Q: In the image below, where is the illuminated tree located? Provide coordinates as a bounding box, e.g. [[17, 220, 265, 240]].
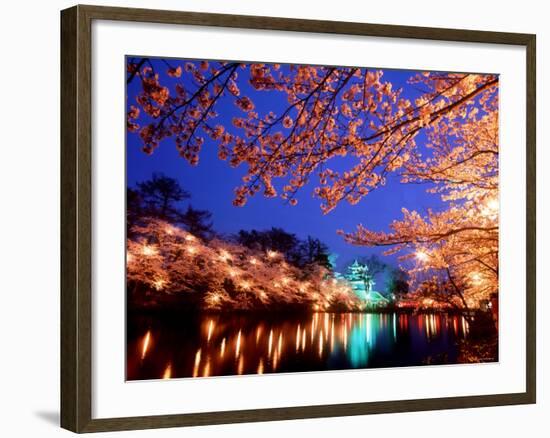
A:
[[341, 110, 499, 308], [127, 218, 360, 311]]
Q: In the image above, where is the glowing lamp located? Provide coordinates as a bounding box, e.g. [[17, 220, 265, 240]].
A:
[[471, 273, 482, 284], [141, 245, 156, 256], [415, 250, 429, 262], [153, 279, 165, 290], [487, 198, 499, 211], [219, 250, 231, 261]]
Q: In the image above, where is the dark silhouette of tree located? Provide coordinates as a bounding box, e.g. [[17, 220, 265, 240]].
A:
[[128, 173, 216, 241], [386, 267, 409, 296], [235, 228, 330, 270], [236, 228, 300, 262], [357, 255, 386, 277], [299, 236, 332, 270], [179, 205, 214, 241], [137, 172, 190, 222], [127, 187, 143, 232]]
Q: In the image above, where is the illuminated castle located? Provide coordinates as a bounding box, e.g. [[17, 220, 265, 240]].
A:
[[339, 260, 388, 306]]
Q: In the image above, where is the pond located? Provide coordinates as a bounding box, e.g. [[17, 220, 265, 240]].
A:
[[127, 312, 474, 380]]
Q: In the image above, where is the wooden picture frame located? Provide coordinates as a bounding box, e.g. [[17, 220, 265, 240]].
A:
[[61, 4, 536, 433]]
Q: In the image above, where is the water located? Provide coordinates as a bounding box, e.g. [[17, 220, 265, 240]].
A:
[[127, 312, 471, 380]]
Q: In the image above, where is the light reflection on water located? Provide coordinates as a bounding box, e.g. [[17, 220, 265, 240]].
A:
[[127, 312, 470, 380]]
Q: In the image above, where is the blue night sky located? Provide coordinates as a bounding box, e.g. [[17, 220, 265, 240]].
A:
[[127, 60, 447, 273]]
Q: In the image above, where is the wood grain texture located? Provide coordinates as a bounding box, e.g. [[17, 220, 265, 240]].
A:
[[60, 5, 78, 432], [60, 4, 536, 433], [525, 34, 536, 404]]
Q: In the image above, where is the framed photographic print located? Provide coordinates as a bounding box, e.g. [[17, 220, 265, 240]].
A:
[[60, 4, 536, 433]]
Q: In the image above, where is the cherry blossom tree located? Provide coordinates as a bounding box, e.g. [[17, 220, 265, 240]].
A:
[[127, 218, 361, 311], [127, 58, 499, 308], [340, 109, 498, 308]]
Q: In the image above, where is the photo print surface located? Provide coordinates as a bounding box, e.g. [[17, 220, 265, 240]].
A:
[[125, 58, 499, 380]]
